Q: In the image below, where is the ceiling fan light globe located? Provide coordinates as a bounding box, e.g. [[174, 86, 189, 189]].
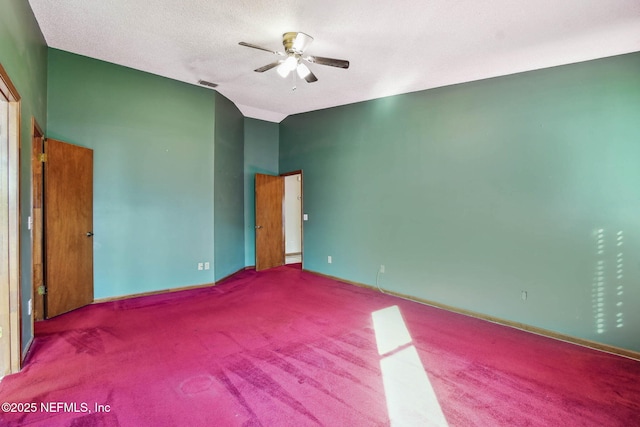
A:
[[277, 56, 298, 78], [284, 56, 298, 70], [277, 63, 291, 78], [296, 63, 311, 79]]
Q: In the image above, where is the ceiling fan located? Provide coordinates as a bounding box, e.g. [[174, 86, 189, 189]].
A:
[[239, 32, 349, 83]]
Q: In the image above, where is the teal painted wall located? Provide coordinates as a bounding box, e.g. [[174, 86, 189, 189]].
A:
[[244, 118, 279, 266], [280, 52, 640, 352], [0, 0, 48, 355], [47, 49, 216, 299], [213, 94, 245, 279]]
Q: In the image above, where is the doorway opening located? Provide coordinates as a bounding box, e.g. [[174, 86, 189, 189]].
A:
[[31, 121, 44, 321], [284, 173, 302, 266]]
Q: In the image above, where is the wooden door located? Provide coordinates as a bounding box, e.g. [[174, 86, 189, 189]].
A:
[[255, 173, 284, 271], [44, 139, 94, 318]]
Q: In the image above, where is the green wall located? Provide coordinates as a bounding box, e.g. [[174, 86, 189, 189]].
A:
[[244, 118, 279, 266], [280, 52, 640, 352], [0, 0, 48, 355], [47, 49, 217, 299], [213, 94, 245, 280]]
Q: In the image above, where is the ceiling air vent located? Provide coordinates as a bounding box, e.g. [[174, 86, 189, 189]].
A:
[[198, 80, 218, 88]]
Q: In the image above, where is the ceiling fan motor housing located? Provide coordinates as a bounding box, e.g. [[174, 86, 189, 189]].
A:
[[283, 32, 313, 54]]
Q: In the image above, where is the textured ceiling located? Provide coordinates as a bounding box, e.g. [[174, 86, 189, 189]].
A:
[[29, 0, 640, 122]]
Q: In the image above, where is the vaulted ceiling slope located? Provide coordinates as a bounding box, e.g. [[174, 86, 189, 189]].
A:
[[29, 0, 640, 122]]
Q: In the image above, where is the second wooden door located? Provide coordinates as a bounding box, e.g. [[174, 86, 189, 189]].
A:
[[255, 173, 284, 271], [44, 138, 94, 318]]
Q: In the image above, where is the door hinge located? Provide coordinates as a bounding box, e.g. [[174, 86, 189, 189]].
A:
[[39, 153, 47, 162], [37, 285, 47, 295]]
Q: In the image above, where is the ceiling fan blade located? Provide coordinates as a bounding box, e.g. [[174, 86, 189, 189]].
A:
[[254, 61, 282, 73], [239, 42, 285, 56], [304, 69, 318, 83], [304, 55, 349, 69]]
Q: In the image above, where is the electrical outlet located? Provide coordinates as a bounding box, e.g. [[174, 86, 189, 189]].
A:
[[198, 263, 204, 271], [521, 291, 527, 301], [328, 256, 332, 264], [204, 262, 210, 270], [379, 265, 385, 273]]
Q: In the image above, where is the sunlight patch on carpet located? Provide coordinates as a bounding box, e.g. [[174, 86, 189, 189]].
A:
[[373, 305, 449, 426], [372, 305, 412, 355]]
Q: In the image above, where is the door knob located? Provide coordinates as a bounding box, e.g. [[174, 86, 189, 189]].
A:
[[86, 232, 94, 237], [255, 225, 263, 229]]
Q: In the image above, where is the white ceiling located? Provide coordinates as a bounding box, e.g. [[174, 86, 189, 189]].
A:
[[29, 0, 640, 123]]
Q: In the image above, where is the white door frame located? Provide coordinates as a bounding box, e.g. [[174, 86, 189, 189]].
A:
[[1, 63, 22, 376]]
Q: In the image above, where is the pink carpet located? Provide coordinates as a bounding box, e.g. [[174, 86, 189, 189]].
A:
[[1, 264, 639, 426]]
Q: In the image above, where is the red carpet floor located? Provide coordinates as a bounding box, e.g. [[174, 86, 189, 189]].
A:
[[1, 264, 639, 426]]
